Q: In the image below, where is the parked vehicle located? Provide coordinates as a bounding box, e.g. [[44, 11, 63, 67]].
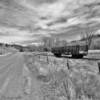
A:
[[51, 43, 88, 58]]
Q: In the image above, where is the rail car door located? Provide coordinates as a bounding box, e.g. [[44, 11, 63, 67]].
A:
[[63, 46, 70, 55], [71, 45, 79, 55]]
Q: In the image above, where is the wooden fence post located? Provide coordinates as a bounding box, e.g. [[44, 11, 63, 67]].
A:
[[67, 59, 70, 70], [47, 55, 49, 64], [98, 62, 100, 74]]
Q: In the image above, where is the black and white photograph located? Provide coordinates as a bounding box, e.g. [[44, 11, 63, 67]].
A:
[[0, 0, 100, 100]]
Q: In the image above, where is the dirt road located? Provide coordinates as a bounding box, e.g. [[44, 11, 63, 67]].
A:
[[0, 52, 25, 97]]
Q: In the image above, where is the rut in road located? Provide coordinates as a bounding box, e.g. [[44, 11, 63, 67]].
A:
[[0, 52, 25, 96]]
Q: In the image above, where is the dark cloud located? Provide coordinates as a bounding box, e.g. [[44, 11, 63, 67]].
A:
[[47, 17, 67, 26], [0, 0, 15, 7], [0, 0, 37, 30], [28, 0, 58, 5], [51, 22, 100, 41]]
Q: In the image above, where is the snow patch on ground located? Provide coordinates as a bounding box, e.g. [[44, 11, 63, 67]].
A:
[[88, 50, 100, 53]]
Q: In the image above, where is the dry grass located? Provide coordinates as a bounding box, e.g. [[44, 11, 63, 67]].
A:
[[23, 53, 100, 100]]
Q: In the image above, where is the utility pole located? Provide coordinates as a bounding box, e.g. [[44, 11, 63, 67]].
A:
[[98, 62, 100, 74]]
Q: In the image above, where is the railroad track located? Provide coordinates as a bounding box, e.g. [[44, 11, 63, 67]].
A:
[[30, 52, 100, 61], [62, 55, 100, 61]]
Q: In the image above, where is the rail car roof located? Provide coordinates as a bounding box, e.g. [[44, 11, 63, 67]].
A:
[[68, 41, 87, 46], [53, 41, 87, 48]]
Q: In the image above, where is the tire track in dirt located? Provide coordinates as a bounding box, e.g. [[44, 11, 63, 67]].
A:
[[0, 52, 25, 97], [0, 52, 45, 100]]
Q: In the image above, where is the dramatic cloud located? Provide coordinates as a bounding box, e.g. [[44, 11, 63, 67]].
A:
[[27, 0, 58, 5], [0, 0, 100, 44]]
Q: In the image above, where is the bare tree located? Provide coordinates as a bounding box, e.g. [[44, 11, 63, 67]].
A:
[[85, 32, 94, 48], [42, 37, 55, 51], [42, 37, 67, 51], [60, 40, 67, 46], [53, 38, 67, 47], [53, 37, 61, 46], [81, 31, 94, 49]]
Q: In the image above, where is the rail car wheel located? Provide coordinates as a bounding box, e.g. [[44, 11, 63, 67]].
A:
[[72, 55, 77, 58], [72, 54, 83, 58], [78, 54, 84, 58], [54, 53, 62, 57]]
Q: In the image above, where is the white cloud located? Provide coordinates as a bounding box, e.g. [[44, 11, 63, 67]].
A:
[[0, 0, 100, 44], [0, 36, 29, 43], [0, 27, 29, 36], [45, 17, 86, 30], [0, 26, 51, 44], [17, 0, 37, 11], [95, 30, 100, 35], [0, 26, 34, 44], [37, 2, 65, 17]]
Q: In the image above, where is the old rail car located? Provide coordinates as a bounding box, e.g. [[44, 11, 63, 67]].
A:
[[51, 44, 89, 58]]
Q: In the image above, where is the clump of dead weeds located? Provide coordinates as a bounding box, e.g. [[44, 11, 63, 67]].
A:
[[24, 54, 100, 100]]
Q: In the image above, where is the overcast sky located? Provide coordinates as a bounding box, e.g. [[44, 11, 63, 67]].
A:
[[0, 0, 100, 44]]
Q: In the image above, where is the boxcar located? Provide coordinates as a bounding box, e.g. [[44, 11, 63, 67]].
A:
[[51, 44, 88, 58]]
